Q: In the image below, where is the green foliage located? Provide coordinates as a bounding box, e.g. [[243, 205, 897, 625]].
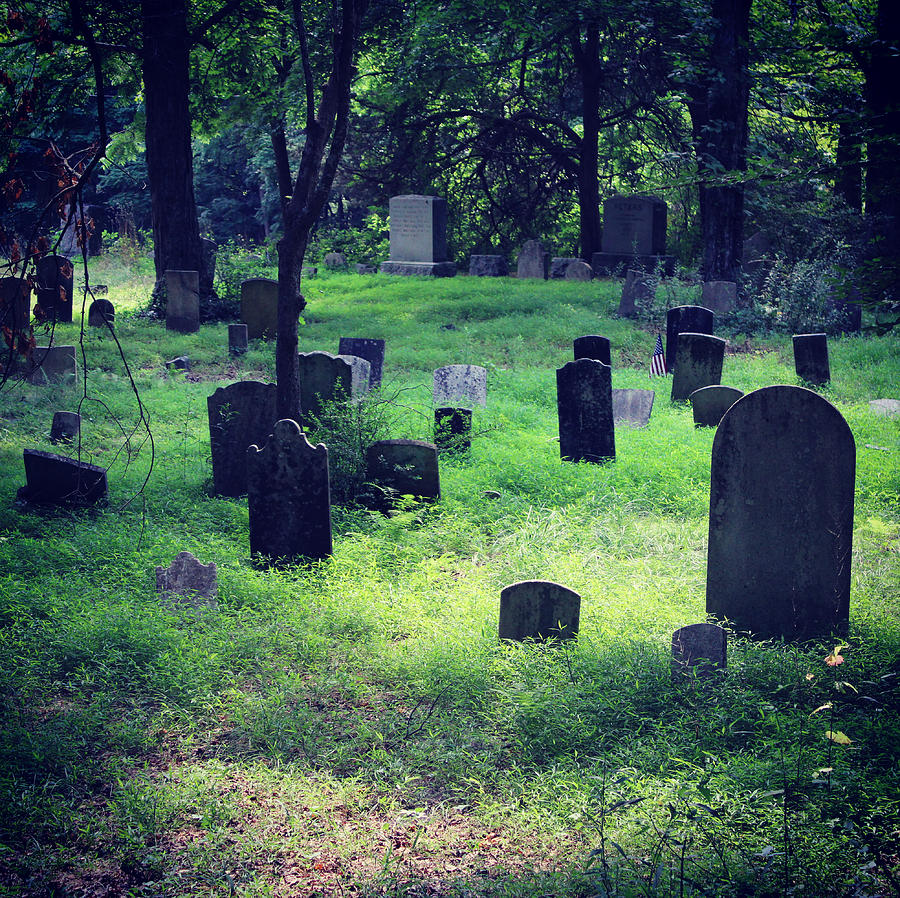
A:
[[213, 239, 276, 304]]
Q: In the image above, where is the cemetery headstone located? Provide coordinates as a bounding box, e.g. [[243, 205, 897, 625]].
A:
[[87, 298, 114, 327], [228, 323, 249, 355], [156, 551, 218, 608], [379, 195, 457, 277], [35, 254, 74, 322], [670, 333, 726, 402], [556, 358, 615, 463], [549, 257, 580, 279], [498, 580, 580, 641], [433, 365, 487, 409], [573, 335, 612, 366], [0, 276, 31, 332], [516, 239, 549, 279], [240, 278, 279, 339], [612, 389, 655, 428], [299, 351, 371, 421], [338, 337, 386, 388], [324, 251, 347, 270], [869, 398, 900, 418], [618, 269, 656, 317], [18, 448, 107, 505], [701, 280, 738, 314], [355, 263, 377, 274], [166, 356, 191, 372], [793, 333, 830, 384], [592, 195, 674, 275], [469, 255, 508, 277], [165, 269, 200, 333], [689, 385, 744, 427], [565, 260, 593, 281], [365, 439, 440, 509], [27, 345, 77, 385], [50, 411, 80, 444], [706, 385, 855, 640], [434, 407, 472, 453], [247, 418, 332, 563], [665, 305, 715, 374], [671, 623, 727, 680], [207, 380, 278, 497]]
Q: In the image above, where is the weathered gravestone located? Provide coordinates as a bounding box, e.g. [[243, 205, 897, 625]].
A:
[[671, 333, 726, 402], [671, 623, 727, 680], [516, 239, 549, 279], [434, 407, 472, 453], [324, 251, 347, 270], [365, 439, 440, 509], [338, 337, 386, 388], [156, 551, 218, 608], [666, 305, 715, 374], [793, 333, 830, 384], [498, 580, 580, 641], [557, 359, 615, 463], [240, 278, 279, 339], [27, 345, 77, 385], [0, 276, 31, 332], [869, 398, 900, 418], [706, 386, 855, 640], [88, 298, 114, 327], [247, 419, 332, 563], [18, 449, 107, 505], [50, 411, 80, 444], [35, 254, 74, 322], [165, 270, 200, 333], [689, 385, 744, 427], [228, 323, 248, 355], [612, 389, 655, 428], [565, 260, 593, 281], [618, 269, 657, 318], [592, 195, 674, 275], [433, 364, 487, 408], [701, 281, 738, 314], [379, 195, 457, 277], [298, 351, 371, 421], [207, 380, 278, 497], [574, 335, 612, 366], [469, 255, 508, 277], [549, 257, 580, 279]]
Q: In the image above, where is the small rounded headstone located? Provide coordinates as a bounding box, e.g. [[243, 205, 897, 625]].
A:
[[50, 410, 80, 444], [564, 260, 593, 281], [869, 398, 900, 418], [690, 385, 744, 427], [324, 252, 347, 270], [88, 298, 115, 327], [498, 580, 580, 641]]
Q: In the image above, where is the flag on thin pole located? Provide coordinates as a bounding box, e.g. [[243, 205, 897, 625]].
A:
[[650, 333, 666, 377]]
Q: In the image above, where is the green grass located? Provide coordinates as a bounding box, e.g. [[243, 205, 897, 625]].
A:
[[0, 261, 898, 896]]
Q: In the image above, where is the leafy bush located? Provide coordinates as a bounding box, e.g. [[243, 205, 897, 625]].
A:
[[214, 239, 276, 303], [307, 209, 389, 265]]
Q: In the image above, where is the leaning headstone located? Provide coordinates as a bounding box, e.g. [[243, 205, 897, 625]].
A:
[[50, 411, 80, 444], [18, 449, 107, 505], [469, 255, 508, 277], [87, 298, 114, 327], [240, 278, 279, 339], [0, 276, 31, 332], [379, 195, 457, 277], [671, 333, 726, 402], [498, 580, 580, 641], [573, 335, 611, 366], [565, 260, 593, 281], [338, 337, 386, 388], [707, 386, 855, 640], [592, 195, 674, 275], [516, 239, 549, 279], [618, 269, 657, 317], [549, 257, 580, 279], [165, 269, 200, 334], [365, 439, 440, 509], [793, 333, 830, 384], [299, 351, 371, 421], [324, 251, 347, 270], [701, 281, 738, 314], [665, 306, 715, 374], [671, 623, 727, 680], [689, 385, 744, 427], [869, 399, 900, 418], [228, 323, 249, 355], [207, 380, 278, 497], [433, 364, 487, 408], [557, 359, 615, 463], [26, 345, 77, 385], [35, 254, 74, 322], [156, 551, 218, 608], [612, 389, 654, 428], [247, 419, 332, 563], [434, 407, 472, 453]]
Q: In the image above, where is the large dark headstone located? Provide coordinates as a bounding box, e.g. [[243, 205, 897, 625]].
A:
[[592, 196, 675, 275], [18, 449, 107, 505], [165, 270, 200, 333], [207, 381, 278, 497], [665, 305, 715, 374], [241, 278, 278, 339], [556, 359, 615, 463], [247, 419, 332, 563], [338, 337, 386, 387], [689, 385, 744, 427], [498, 580, 580, 641], [793, 333, 830, 385], [706, 386, 855, 640], [573, 335, 612, 366], [35, 254, 74, 323], [671, 623, 727, 680], [670, 333, 726, 402], [299, 351, 370, 421], [365, 439, 440, 508]]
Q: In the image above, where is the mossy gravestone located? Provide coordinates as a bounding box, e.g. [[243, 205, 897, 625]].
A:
[[557, 358, 615, 463], [165, 270, 200, 334], [498, 580, 580, 641], [247, 419, 332, 564], [338, 337, 385, 388], [690, 385, 744, 427], [573, 335, 611, 366], [670, 333, 726, 402], [433, 364, 487, 408], [298, 351, 370, 422], [706, 386, 855, 640], [665, 305, 714, 374], [365, 439, 440, 510], [156, 551, 217, 609]]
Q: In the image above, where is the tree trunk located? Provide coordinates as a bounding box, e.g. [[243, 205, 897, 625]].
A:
[[573, 24, 602, 259], [275, 228, 305, 422], [835, 120, 863, 213]]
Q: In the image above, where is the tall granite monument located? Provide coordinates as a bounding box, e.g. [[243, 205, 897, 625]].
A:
[[379, 196, 457, 277], [591, 195, 675, 275]]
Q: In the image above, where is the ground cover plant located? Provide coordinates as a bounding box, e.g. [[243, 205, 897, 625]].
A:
[[0, 257, 898, 898]]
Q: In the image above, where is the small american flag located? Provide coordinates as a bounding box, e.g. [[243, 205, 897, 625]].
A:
[[650, 333, 666, 377]]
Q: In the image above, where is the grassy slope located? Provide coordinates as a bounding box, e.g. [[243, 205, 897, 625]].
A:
[[0, 262, 898, 897]]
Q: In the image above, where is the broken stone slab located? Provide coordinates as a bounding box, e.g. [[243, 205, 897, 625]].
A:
[[156, 551, 218, 608], [18, 449, 107, 506]]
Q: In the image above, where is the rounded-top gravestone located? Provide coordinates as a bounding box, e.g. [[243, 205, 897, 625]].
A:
[[665, 305, 714, 374], [498, 580, 580, 641]]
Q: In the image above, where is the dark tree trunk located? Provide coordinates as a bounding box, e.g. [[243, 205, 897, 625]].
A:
[[141, 0, 203, 296], [835, 120, 863, 213], [687, 0, 752, 283], [573, 24, 602, 259]]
